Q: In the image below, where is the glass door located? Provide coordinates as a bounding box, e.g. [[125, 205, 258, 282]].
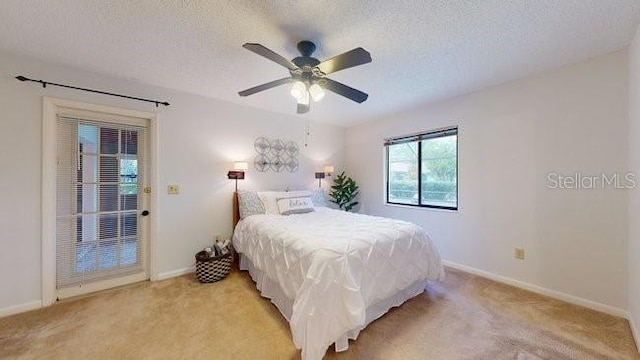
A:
[[56, 116, 148, 296]]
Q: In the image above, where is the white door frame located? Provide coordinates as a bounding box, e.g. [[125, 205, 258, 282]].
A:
[[42, 97, 159, 306]]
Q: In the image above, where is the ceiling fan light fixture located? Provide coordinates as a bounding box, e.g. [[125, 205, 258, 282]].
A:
[[297, 88, 310, 105], [290, 81, 306, 100], [309, 83, 325, 102]]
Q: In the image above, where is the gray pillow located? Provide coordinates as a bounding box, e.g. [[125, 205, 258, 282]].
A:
[[310, 188, 327, 207], [237, 190, 266, 219]]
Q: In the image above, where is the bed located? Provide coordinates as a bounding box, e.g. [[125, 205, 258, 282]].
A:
[[231, 190, 444, 360]]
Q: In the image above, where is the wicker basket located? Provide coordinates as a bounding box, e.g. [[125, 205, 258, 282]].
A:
[[195, 250, 232, 283]]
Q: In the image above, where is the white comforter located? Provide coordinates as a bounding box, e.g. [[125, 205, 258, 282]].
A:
[[232, 207, 444, 360]]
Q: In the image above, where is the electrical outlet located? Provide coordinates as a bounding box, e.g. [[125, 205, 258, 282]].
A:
[[167, 185, 179, 195], [514, 248, 525, 260]]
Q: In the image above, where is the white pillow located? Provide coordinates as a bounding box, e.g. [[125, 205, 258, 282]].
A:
[[277, 196, 315, 215], [258, 191, 312, 215]]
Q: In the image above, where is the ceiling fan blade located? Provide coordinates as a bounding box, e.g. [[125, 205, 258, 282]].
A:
[[316, 47, 372, 75], [322, 78, 368, 103], [297, 101, 310, 114], [238, 78, 293, 97], [243, 43, 299, 71]]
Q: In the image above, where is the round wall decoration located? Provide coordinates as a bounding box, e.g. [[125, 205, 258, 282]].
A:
[[254, 155, 270, 172], [271, 156, 285, 172], [254, 137, 271, 154], [285, 141, 299, 156], [285, 157, 299, 173], [271, 139, 285, 155]]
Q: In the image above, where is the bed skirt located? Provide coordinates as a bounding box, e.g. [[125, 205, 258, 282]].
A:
[[239, 253, 429, 353]]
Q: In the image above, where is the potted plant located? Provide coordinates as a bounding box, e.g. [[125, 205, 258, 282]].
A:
[[329, 172, 359, 212]]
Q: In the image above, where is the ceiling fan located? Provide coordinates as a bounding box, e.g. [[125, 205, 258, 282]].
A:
[[238, 41, 372, 114]]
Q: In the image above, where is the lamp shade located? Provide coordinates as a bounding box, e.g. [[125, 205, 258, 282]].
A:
[[234, 161, 248, 171], [298, 88, 310, 106], [290, 81, 306, 100], [309, 84, 325, 102], [323, 165, 334, 174]]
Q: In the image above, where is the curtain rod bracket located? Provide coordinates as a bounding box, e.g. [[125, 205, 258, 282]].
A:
[[15, 75, 170, 107]]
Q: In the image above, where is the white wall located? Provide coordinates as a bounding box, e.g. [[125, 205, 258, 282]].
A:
[[628, 25, 640, 345], [0, 51, 345, 313], [347, 51, 629, 310]]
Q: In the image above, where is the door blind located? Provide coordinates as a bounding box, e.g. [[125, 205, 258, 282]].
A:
[[56, 116, 147, 288]]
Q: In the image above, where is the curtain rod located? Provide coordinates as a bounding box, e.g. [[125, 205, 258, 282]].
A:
[[15, 75, 170, 107]]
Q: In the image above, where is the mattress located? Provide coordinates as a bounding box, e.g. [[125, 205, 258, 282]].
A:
[[232, 207, 444, 360]]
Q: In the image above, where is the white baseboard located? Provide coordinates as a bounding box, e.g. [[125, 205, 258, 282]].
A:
[[155, 266, 194, 281], [442, 260, 628, 318], [0, 300, 42, 318], [629, 314, 639, 352]]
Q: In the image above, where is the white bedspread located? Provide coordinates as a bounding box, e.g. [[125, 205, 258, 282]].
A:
[[232, 207, 444, 360]]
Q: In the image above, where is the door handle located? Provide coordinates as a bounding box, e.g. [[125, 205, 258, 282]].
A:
[[141, 210, 150, 216]]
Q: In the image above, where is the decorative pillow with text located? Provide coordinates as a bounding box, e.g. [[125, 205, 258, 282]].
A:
[[276, 196, 315, 215], [259, 190, 312, 214]]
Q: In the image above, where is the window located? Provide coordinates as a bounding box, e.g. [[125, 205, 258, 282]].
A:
[[385, 127, 458, 210]]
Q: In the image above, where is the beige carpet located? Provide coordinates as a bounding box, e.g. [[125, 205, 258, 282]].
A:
[[0, 267, 638, 360]]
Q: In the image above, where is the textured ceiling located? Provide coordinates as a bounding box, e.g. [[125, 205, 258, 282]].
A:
[[1, 1, 639, 127]]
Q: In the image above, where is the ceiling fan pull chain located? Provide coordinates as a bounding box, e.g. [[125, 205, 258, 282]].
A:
[[304, 120, 310, 147]]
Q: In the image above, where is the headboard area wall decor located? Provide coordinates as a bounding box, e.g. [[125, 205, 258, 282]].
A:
[[254, 137, 300, 173], [228, 124, 346, 193]]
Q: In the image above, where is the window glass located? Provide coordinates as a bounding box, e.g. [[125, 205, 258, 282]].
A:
[[421, 135, 457, 208], [387, 142, 419, 205]]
